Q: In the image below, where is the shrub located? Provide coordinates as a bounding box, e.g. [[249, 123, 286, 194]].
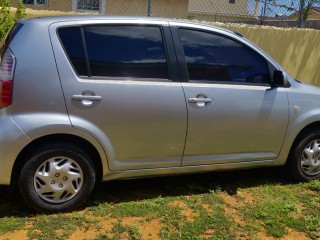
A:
[[0, 0, 15, 41], [15, 0, 26, 20], [0, 0, 26, 41]]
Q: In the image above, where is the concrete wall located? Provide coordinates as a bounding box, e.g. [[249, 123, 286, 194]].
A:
[[152, 0, 188, 19], [106, 0, 188, 18], [105, 0, 147, 16], [188, 13, 256, 22], [214, 23, 320, 85], [189, 0, 257, 16]]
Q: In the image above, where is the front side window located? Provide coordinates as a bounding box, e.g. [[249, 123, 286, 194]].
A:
[[179, 29, 270, 84], [83, 25, 169, 79], [23, 0, 47, 5], [77, 0, 100, 12]]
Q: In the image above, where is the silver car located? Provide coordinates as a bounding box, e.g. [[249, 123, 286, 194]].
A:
[[0, 16, 319, 212]]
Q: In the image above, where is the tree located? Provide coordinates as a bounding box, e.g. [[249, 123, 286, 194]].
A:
[[15, 0, 26, 20], [0, 0, 14, 41], [302, 0, 320, 20], [264, 0, 320, 20], [0, 0, 26, 41]]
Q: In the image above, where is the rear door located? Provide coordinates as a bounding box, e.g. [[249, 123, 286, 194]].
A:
[[171, 25, 289, 166], [50, 20, 187, 171]]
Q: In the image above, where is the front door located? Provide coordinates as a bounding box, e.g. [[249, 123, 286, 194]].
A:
[[174, 27, 289, 165]]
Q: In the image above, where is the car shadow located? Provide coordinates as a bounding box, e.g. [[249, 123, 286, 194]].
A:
[[0, 167, 296, 217]]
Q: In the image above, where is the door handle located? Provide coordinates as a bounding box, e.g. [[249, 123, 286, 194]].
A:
[[72, 95, 102, 101], [72, 94, 102, 106], [188, 98, 213, 103]]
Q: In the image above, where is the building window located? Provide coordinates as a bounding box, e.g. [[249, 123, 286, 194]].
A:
[[23, 0, 47, 5], [229, 0, 235, 3], [77, 0, 100, 12]]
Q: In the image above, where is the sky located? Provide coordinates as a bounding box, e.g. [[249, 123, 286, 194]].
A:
[[248, 0, 320, 17]]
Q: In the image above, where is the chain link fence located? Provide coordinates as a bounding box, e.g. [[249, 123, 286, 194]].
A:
[[9, 0, 320, 29]]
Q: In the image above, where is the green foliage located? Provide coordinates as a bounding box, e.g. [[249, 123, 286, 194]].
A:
[[94, 220, 142, 240], [0, 217, 26, 234], [27, 213, 99, 240], [15, 0, 26, 20], [0, 0, 26, 41], [266, 0, 320, 20], [304, 179, 320, 192], [0, 0, 15, 41], [301, 0, 320, 20], [0, 172, 319, 239]]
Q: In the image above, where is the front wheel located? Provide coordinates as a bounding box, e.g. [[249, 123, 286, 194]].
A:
[[287, 131, 320, 181], [19, 144, 96, 213]]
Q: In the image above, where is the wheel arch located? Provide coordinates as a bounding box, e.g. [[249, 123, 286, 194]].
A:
[[11, 134, 104, 185], [287, 121, 320, 161]]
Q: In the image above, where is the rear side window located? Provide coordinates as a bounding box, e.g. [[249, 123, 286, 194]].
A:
[[58, 25, 169, 80], [179, 29, 270, 85]]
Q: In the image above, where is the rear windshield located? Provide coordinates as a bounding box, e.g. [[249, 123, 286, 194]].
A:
[[0, 23, 24, 60]]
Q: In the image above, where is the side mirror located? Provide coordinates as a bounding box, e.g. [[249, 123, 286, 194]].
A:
[[272, 70, 285, 87]]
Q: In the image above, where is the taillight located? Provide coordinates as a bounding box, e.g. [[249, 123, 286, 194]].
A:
[[0, 49, 15, 109]]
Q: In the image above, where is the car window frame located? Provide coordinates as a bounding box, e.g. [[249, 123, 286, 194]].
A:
[[170, 25, 275, 87], [57, 23, 176, 83]]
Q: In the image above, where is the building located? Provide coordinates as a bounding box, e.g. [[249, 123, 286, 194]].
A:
[[11, 0, 259, 22], [10, 0, 189, 19], [188, 0, 260, 22], [284, 6, 320, 20]]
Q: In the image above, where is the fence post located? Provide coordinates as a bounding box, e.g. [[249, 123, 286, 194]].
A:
[[147, 0, 152, 17], [101, 0, 106, 15], [298, 0, 305, 28], [261, 0, 267, 25]]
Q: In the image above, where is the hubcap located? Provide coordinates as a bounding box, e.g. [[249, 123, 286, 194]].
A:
[[33, 157, 83, 204], [301, 140, 320, 176]]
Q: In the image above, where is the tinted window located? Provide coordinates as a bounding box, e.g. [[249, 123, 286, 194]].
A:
[[83, 25, 169, 79], [179, 29, 270, 84], [58, 27, 88, 76]]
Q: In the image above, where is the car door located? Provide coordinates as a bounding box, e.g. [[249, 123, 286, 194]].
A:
[[171, 25, 289, 166], [50, 21, 187, 171]]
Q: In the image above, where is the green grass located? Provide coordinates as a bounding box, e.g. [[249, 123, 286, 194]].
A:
[[0, 169, 319, 240], [26, 213, 99, 240], [0, 217, 26, 234]]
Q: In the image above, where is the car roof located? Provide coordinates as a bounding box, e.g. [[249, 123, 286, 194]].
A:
[[18, 15, 237, 36]]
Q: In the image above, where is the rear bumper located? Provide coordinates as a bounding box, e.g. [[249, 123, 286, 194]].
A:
[[0, 115, 30, 185]]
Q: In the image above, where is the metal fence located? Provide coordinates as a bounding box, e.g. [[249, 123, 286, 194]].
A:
[[11, 0, 320, 29]]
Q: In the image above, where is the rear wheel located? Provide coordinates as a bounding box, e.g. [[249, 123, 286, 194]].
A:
[[19, 143, 96, 213], [287, 130, 320, 181]]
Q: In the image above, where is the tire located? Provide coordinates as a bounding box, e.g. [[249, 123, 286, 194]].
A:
[[19, 143, 96, 213], [287, 130, 320, 181]]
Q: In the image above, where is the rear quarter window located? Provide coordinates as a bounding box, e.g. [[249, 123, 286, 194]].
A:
[[58, 27, 88, 76]]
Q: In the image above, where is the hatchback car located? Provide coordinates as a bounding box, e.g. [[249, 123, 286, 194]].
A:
[[0, 16, 319, 212]]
